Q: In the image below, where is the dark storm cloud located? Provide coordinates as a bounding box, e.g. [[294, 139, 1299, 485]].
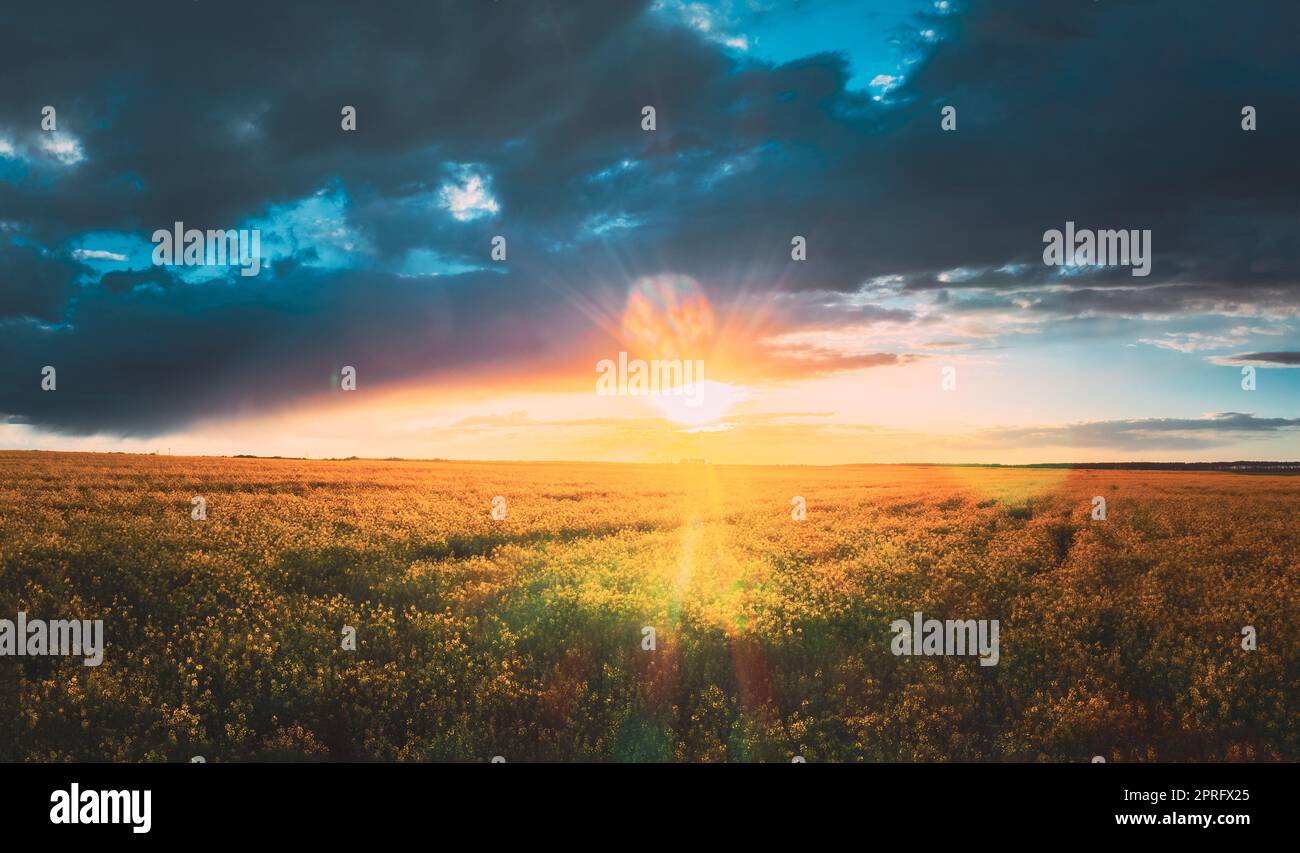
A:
[[0, 0, 1297, 434], [1216, 352, 1300, 366], [96, 265, 174, 296], [933, 280, 1300, 319], [0, 240, 81, 321], [0, 262, 589, 435], [974, 412, 1300, 450], [769, 290, 915, 328]]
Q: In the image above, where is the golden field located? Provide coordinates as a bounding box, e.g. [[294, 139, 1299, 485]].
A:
[[0, 450, 1296, 762]]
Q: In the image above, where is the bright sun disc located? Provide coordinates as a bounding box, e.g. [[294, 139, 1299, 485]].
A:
[[650, 380, 746, 429]]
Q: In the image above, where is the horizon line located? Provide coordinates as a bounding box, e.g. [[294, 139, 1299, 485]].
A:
[[4, 448, 1299, 471]]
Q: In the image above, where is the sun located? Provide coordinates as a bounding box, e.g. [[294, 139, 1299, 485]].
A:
[[650, 380, 747, 430]]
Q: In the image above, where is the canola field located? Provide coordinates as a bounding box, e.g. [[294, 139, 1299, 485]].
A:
[[0, 451, 1296, 762]]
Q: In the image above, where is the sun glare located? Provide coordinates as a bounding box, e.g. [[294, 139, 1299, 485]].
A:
[[650, 380, 746, 429]]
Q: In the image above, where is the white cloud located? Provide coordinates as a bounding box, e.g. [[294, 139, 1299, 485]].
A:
[[438, 165, 500, 222], [72, 248, 128, 262], [652, 0, 749, 52], [937, 266, 978, 283], [39, 132, 85, 165], [582, 212, 642, 237], [1138, 331, 1247, 353]]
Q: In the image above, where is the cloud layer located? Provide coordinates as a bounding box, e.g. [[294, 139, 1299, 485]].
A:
[[0, 0, 1296, 439]]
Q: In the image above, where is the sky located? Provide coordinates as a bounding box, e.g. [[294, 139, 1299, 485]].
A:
[[0, 0, 1297, 464]]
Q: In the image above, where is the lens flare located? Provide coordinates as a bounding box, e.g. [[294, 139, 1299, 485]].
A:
[[621, 274, 714, 360]]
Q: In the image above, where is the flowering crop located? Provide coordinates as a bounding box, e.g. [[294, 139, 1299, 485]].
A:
[[0, 452, 1295, 762]]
